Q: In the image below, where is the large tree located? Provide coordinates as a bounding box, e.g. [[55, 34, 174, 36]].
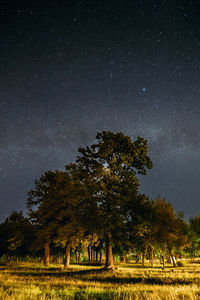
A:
[[53, 164, 87, 268], [76, 131, 153, 268], [27, 166, 86, 268]]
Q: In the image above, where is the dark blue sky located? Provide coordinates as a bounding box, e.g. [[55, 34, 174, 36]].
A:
[[1, 0, 200, 220]]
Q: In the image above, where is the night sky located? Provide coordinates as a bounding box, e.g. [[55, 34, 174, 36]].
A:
[[1, 0, 200, 221]]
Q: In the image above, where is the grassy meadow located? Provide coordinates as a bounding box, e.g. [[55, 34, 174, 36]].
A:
[[1, 260, 200, 299]]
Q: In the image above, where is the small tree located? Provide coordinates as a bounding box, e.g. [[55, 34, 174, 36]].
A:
[[154, 197, 188, 268], [188, 216, 200, 260], [0, 211, 34, 262], [129, 195, 157, 266]]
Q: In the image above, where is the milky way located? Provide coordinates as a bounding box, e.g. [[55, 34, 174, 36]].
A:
[[0, 0, 200, 220]]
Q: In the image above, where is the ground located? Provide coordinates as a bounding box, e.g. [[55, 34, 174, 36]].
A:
[[0, 261, 200, 299]]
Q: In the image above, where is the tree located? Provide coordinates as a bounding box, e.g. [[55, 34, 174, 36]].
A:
[[128, 195, 157, 266], [27, 166, 86, 268], [154, 197, 188, 268], [53, 164, 86, 268], [190, 215, 200, 237], [27, 170, 64, 266], [76, 131, 153, 268], [0, 211, 34, 262], [188, 215, 200, 259]]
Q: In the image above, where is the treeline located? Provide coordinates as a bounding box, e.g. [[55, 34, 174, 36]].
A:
[[0, 131, 200, 269]]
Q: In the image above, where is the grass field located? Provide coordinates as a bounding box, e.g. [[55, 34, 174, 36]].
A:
[[1, 261, 200, 299]]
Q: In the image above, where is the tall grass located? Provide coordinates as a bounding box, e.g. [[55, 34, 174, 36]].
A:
[[0, 261, 200, 299]]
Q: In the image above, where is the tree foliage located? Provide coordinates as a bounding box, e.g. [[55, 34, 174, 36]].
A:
[[0, 211, 34, 259]]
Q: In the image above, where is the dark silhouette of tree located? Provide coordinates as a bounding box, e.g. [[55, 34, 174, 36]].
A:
[[0, 211, 34, 262]]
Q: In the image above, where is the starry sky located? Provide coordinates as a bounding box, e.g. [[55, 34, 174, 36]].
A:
[[1, 0, 200, 221]]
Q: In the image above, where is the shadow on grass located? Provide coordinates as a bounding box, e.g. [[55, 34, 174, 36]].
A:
[[119, 263, 188, 270], [73, 262, 103, 266], [1, 266, 63, 272], [6, 266, 197, 286], [7, 267, 106, 277], [87, 276, 194, 285]]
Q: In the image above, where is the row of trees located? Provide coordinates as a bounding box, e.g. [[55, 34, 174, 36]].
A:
[[0, 131, 200, 268]]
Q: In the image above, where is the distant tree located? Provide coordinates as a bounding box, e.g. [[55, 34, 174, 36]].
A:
[[154, 197, 188, 268], [190, 215, 200, 237], [0, 211, 34, 261], [81, 233, 102, 264], [76, 131, 153, 269], [128, 194, 157, 266], [188, 215, 200, 259]]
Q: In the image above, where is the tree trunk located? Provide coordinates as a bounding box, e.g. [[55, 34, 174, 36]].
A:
[[96, 250, 98, 263], [171, 255, 176, 267], [88, 245, 91, 264], [105, 233, 114, 269], [161, 249, 166, 269], [150, 247, 154, 267], [91, 247, 93, 263], [142, 252, 145, 267], [64, 243, 71, 269], [4, 253, 8, 264], [162, 254, 165, 269], [169, 249, 176, 267], [92, 248, 95, 263], [43, 242, 50, 266], [100, 251, 102, 263]]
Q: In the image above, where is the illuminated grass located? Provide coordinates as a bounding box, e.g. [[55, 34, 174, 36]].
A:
[[0, 262, 200, 299]]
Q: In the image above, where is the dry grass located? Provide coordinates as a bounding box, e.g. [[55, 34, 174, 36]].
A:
[[1, 261, 200, 299]]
